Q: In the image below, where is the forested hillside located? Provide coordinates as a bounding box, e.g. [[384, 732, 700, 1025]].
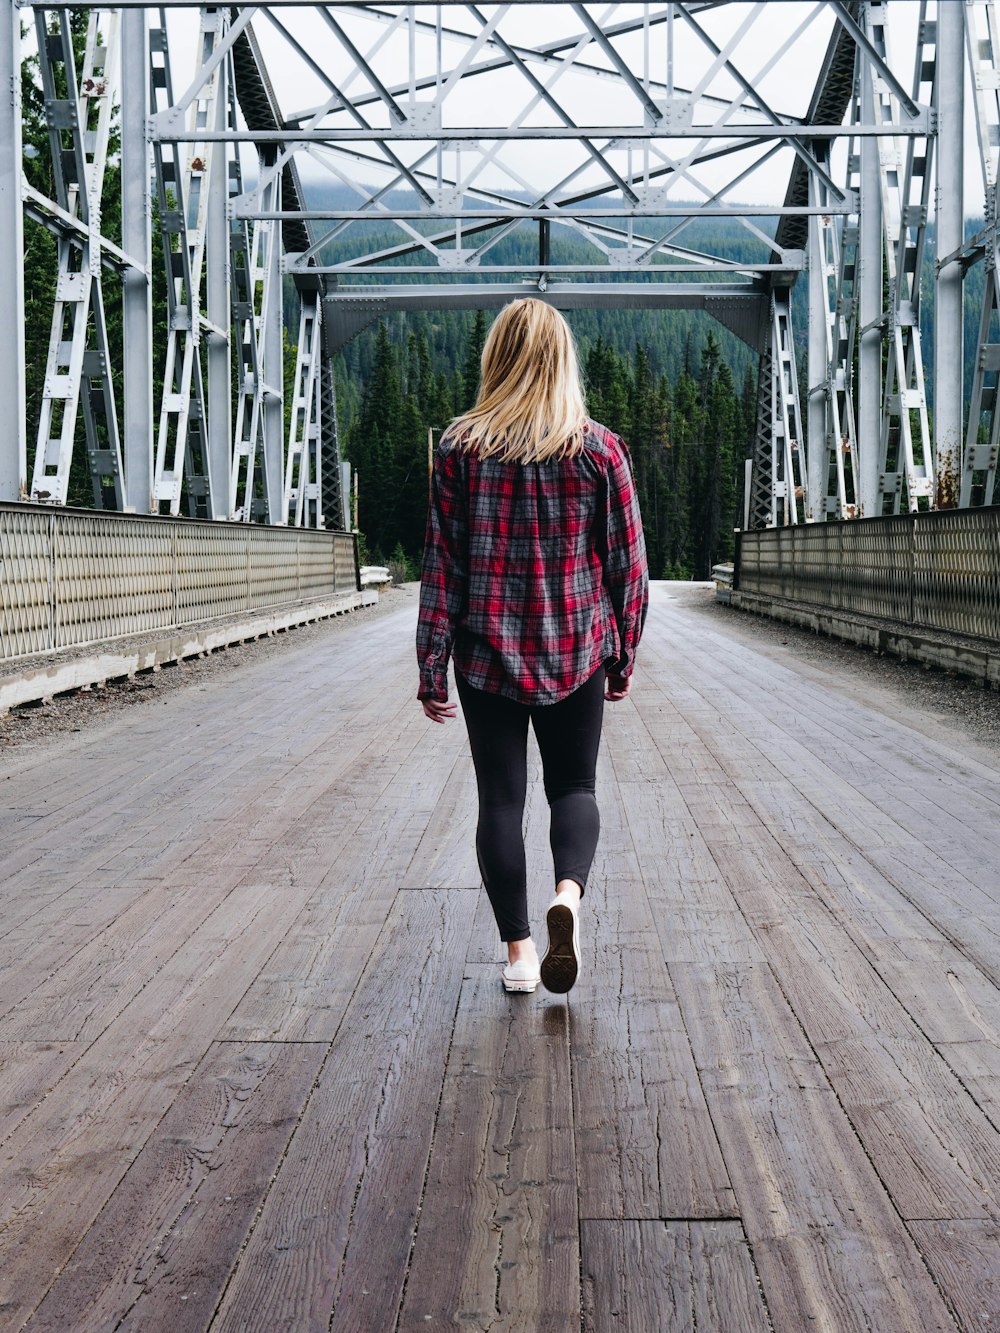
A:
[[342, 312, 753, 580]]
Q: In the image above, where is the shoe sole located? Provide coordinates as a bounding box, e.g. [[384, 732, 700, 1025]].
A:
[[502, 977, 539, 994], [540, 903, 579, 994]]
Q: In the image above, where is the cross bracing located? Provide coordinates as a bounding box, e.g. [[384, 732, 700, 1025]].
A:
[[2, 2, 999, 528]]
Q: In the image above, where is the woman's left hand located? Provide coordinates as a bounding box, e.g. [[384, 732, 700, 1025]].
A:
[[422, 699, 458, 724]]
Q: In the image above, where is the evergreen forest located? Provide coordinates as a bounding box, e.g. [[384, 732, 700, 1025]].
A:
[[341, 312, 755, 581]]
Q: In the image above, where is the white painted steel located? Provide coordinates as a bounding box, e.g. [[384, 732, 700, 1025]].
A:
[[5, 0, 998, 538], [30, 8, 125, 509], [0, 0, 26, 502], [963, 0, 1000, 505], [284, 297, 323, 528], [935, 0, 965, 508], [120, 6, 155, 514]]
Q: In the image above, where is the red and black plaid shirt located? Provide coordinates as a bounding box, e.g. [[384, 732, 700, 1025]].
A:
[[416, 418, 648, 704]]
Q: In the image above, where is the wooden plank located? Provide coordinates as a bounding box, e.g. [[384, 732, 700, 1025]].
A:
[[219, 716, 460, 1042], [670, 961, 957, 1331], [581, 1220, 770, 1333], [466, 884, 502, 966], [572, 929, 735, 1221], [0, 611, 416, 917], [0, 878, 315, 1327], [26, 1041, 325, 1333], [0, 1041, 80, 1143], [571, 768, 734, 1221], [656, 617, 1000, 979], [397, 965, 578, 1332], [2, 881, 237, 1041], [401, 748, 480, 888], [934, 1040, 1000, 1126], [210, 889, 475, 1333], [631, 672, 1000, 1223], [907, 1220, 1000, 1332]]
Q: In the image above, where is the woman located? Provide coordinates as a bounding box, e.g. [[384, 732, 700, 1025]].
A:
[[416, 299, 648, 996]]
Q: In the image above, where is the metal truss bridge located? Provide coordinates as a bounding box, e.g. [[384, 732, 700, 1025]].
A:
[[3, 0, 1000, 534], [3, 8, 1000, 1330]]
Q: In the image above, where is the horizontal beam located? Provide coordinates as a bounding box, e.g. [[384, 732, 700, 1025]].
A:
[[290, 261, 804, 275], [324, 282, 771, 307], [153, 120, 932, 142], [236, 204, 854, 221]]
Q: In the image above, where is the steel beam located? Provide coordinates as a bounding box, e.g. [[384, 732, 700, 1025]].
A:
[[858, 35, 883, 517], [205, 49, 232, 519], [935, 0, 964, 507], [807, 169, 830, 522], [0, 0, 26, 500], [261, 162, 284, 523], [120, 5, 154, 513]]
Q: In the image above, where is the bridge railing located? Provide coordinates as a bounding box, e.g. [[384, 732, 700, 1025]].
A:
[[736, 509, 1000, 643], [0, 506, 359, 663]]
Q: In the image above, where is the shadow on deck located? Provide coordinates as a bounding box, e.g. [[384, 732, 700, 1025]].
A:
[[1, 583, 998, 1331]]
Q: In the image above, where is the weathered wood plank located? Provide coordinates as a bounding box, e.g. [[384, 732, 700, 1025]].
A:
[[26, 1041, 325, 1332], [0, 613, 415, 916], [209, 888, 475, 1333], [581, 1220, 771, 1333], [0, 1041, 80, 1144], [632, 672, 1000, 1223], [398, 965, 577, 1332], [0, 878, 314, 1326], [572, 927, 735, 1221], [219, 719, 459, 1042], [907, 1220, 1000, 1332], [670, 960, 957, 1331], [2, 881, 237, 1041], [570, 765, 734, 1221], [401, 748, 480, 887]]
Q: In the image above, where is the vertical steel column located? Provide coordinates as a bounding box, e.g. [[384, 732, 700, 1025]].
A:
[[205, 54, 232, 518], [935, 0, 964, 507], [807, 168, 830, 521], [0, 0, 26, 500], [261, 159, 284, 521], [120, 6, 154, 513], [858, 38, 884, 516]]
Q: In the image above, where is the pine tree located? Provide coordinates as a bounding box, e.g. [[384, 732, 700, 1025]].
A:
[[463, 310, 488, 408]]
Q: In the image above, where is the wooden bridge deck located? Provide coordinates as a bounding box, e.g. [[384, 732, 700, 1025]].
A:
[[1, 584, 998, 1332]]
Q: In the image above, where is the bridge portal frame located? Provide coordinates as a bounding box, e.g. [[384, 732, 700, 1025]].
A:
[[2, 2, 997, 528]]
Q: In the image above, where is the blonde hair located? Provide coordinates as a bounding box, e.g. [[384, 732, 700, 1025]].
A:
[[449, 299, 589, 463]]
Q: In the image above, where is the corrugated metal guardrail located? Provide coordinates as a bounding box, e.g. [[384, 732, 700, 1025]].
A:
[[0, 504, 359, 663], [736, 508, 1000, 642]]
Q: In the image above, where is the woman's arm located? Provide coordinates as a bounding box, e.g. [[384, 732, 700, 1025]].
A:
[[416, 444, 468, 703], [602, 436, 649, 683]]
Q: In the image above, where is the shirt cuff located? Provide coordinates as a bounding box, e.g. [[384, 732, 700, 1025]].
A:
[[417, 670, 448, 702]]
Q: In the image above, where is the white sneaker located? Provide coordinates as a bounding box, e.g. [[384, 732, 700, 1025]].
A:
[[540, 891, 580, 994], [501, 956, 541, 994]]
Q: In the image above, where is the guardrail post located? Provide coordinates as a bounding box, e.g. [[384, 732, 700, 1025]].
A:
[[171, 519, 179, 629], [47, 512, 56, 653]]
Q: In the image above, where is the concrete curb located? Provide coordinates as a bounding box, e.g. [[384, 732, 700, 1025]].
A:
[[0, 589, 378, 715], [727, 590, 1000, 689]]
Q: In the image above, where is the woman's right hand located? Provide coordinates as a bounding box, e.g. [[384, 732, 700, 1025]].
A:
[[422, 698, 458, 723], [605, 674, 630, 702]]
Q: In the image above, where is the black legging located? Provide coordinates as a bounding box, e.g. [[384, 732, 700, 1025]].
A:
[[455, 665, 605, 942]]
